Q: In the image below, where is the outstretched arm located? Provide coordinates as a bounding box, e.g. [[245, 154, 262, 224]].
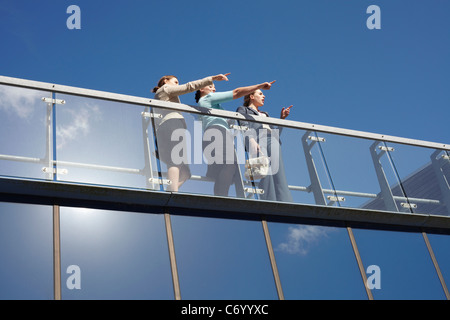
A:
[[232, 81, 276, 100], [164, 73, 230, 97], [212, 73, 231, 81]]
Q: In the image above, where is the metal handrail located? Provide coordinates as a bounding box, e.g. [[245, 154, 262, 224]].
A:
[[0, 153, 444, 207], [1, 75, 448, 151], [0, 75, 448, 214]]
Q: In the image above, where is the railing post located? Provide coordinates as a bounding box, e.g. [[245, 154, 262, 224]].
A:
[[346, 225, 373, 300], [422, 231, 450, 300], [302, 131, 327, 205], [369, 141, 400, 212], [430, 150, 450, 215], [53, 205, 61, 300], [141, 106, 159, 190], [164, 212, 181, 300], [261, 219, 284, 300]]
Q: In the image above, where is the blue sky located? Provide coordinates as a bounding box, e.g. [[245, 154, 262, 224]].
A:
[[1, 0, 449, 143], [1, 0, 449, 300]]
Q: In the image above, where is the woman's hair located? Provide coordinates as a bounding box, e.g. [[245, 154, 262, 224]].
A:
[[194, 90, 202, 103], [152, 75, 176, 93], [243, 90, 258, 107]]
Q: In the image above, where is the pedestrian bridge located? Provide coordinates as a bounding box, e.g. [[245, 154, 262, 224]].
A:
[[0, 75, 449, 300]]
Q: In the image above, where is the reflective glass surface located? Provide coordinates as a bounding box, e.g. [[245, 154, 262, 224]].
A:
[[384, 143, 450, 216], [60, 207, 173, 299], [0, 85, 52, 180], [264, 128, 318, 205], [314, 134, 420, 212], [427, 233, 450, 291], [154, 110, 235, 196], [268, 222, 367, 299], [54, 94, 157, 190], [171, 215, 278, 299], [353, 228, 445, 299], [0, 83, 448, 219], [0, 202, 53, 299]]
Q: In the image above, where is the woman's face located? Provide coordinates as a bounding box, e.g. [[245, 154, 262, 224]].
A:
[[165, 77, 179, 86], [200, 84, 216, 96], [251, 90, 265, 107]]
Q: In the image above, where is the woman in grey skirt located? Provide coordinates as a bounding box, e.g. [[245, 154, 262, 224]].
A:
[[152, 73, 230, 191]]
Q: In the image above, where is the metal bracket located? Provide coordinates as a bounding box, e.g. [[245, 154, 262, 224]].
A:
[[42, 167, 68, 175], [149, 178, 172, 185], [230, 124, 249, 131], [244, 187, 264, 194], [378, 146, 395, 152], [327, 195, 345, 202], [141, 112, 162, 119], [308, 136, 326, 142], [400, 202, 417, 209], [42, 98, 66, 105]]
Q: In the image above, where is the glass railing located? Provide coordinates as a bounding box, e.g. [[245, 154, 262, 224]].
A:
[[1, 78, 449, 217]]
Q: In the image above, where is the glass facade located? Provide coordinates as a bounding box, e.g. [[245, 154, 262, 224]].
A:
[[60, 207, 173, 300], [268, 222, 367, 299], [352, 228, 446, 299], [0, 77, 449, 300], [171, 215, 277, 300], [0, 202, 53, 300]]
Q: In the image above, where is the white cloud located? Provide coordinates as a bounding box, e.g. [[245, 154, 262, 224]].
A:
[[0, 85, 44, 119], [0, 85, 103, 150], [56, 102, 101, 149], [276, 225, 332, 256]]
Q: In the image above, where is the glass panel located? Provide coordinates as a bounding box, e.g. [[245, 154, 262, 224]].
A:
[[171, 215, 277, 299], [155, 110, 268, 199], [170, 109, 337, 206], [54, 94, 158, 190], [60, 207, 173, 299], [234, 123, 319, 205], [0, 84, 52, 180], [427, 233, 450, 291], [0, 202, 53, 299], [315, 134, 413, 213], [153, 110, 229, 196], [384, 143, 450, 216], [353, 228, 445, 299], [269, 222, 366, 299], [155, 109, 327, 205]]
